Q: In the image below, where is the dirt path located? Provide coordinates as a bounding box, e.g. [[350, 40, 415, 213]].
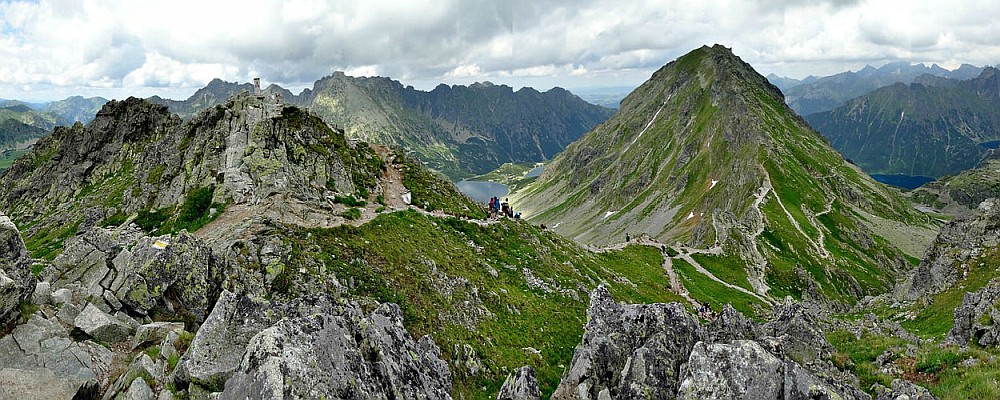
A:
[[676, 251, 773, 306], [373, 145, 409, 210]]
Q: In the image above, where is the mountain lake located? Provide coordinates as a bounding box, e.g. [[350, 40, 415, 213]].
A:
[[456, 180, 510, 203]]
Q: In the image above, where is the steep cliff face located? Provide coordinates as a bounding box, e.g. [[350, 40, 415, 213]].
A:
[[896, 199, 1000, 302], [514, 45, 934, 306], [296, 73, 614, 178]]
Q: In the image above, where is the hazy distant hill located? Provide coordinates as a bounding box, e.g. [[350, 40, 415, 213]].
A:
[[41, 95, 108, 124]]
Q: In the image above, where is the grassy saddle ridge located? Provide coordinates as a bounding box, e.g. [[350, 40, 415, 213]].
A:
[[267, 209, 689, 398], [513, 44, 936, 308]]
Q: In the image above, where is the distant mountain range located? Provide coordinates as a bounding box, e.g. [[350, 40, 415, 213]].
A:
[[148, 75, 613, 179], [0, 96, 108, 170], [806, 67, 1000, 179], [771, 61, 987, 116]]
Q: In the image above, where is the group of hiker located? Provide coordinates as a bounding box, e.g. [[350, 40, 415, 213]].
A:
[[488, 197, 520, 219], [697, 301, 716, 320]]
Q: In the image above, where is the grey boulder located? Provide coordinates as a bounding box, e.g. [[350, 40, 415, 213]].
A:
[[0, 213, 35, 327], [74, 302, 134, 344], [497, 366, 541, 400]]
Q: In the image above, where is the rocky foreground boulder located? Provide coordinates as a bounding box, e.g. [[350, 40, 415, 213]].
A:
[[551, 285, 704, 399], [897, 198, 1000, 301], [175, 290, 453, 399], [946, 278, 1000, 347], [0, 213, 35, 328], [553, 285, 889, 400]]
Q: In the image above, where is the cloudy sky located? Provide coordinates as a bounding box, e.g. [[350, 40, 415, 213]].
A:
[[1, 0, 998, 102]]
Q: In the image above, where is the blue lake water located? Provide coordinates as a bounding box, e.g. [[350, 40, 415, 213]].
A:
[[870, 174, 935, 190], [525, 165, 545, 178], [980, 140, 1000, 149], [456, 180, 510, 203]]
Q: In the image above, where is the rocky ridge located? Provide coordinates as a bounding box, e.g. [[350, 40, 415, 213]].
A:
[[0, 210, 454, 399], [896, 198, 1000, 302], [149, 75, 613, 179], [542, 285, 921, 400]]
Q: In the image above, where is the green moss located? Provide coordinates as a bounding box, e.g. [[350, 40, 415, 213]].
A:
[[24, 219, 80, 260], [18, 301, 39, 320], [147, 165, 166, 184], [341, 208, 362, 221], [178, 186, 214, 224], [333, 195, 366, 207], [135, 209, 171, 233]]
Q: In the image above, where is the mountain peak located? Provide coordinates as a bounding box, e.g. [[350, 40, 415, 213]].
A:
[[514, 44, 927, 305]]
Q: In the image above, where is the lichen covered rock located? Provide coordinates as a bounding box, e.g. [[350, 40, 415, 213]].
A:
[[497, 366, 541, 400], [551, 285, 704, 399], [946, 278, 1000, 347], [0, 213, 35, 327]]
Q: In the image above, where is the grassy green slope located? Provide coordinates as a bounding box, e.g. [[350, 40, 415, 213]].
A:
[[267, 210, 685, 398]]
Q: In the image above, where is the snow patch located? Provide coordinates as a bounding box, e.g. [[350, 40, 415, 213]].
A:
[[710, 179, 718, 189], [631, 102, 666, 145], [686, 212, 695, 220], [603, 210, 617, 219], [553, 222, 562, 229]]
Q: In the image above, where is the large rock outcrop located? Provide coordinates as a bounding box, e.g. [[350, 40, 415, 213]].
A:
[[43, 226, 227, 326], [946, 278, 1000, 347], [497, 366, 541, 400], [0, 313, 112, 399], [555, 286, 876, 399], [177, 290, 453, 399], [898, 199, 1000, 301], [678, 340, 869, 399], [0, 213, 34, 327], [551, 285, 705, 399]]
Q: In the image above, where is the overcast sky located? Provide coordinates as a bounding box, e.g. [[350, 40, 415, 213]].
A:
[[1, 0, 998, 102]]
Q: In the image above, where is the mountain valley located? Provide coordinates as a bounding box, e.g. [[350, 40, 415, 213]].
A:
[[2, 45, 1000, 400]]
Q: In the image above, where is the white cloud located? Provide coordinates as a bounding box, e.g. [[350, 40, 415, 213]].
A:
[[0, 0, 998, 101]]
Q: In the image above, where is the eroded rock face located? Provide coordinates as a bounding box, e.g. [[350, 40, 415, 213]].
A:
[[551, 285, 704, 399], [946, 278, 1000, 347], [0, 313, 112, 399], [898, 199, 1000, 301], [178, 290, 453, 399], [0, 213, 35, 327], [497, 366, 541, 400], [872, 379, 936, 400], [118, 232, 225, 322], [220, 303, 452, 400], [554, 287, 880, 400], [761, 297, 834, 366], [677, 340, 785, 399]]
